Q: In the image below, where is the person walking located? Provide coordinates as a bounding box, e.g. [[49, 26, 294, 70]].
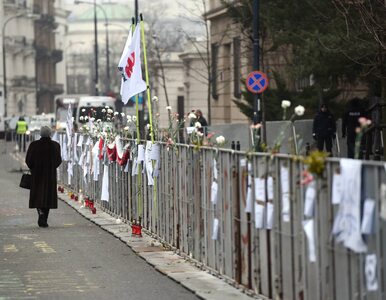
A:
[[25, 126, 62, 227], [312, 103, 336, 154], [342, 97, 365, 158], [15, 116, 28, 152]]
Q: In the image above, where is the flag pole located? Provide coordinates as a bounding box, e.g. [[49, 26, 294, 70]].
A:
[[132, 17, 143, 224], [140, 13, 157, 219], [140, 14, 154, 144]]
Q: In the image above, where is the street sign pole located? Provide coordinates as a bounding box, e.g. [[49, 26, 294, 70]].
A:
[[253, 0, 260, 151]]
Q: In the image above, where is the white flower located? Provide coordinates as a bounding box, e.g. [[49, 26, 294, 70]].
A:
[[114, 111, 119, 116], [126, 115, 132, 122], [90, 117, 95, 122], [81, 108, 86, 112], [102, 109, 106, 113], [107, 109, 113, 114], [124, 126, 129, 131], [79, 116, 84, 121], [294, 105, 305, 116], [188, 112, 197, 119], [216, 135, 225, 145], [194, 122, 202, 128], [132, 116, 137, 122], [281, 100, 291, 109], [121, 112, 125, 117], [71, 117, 74, 122], [85, 116, 89, 121], [197, 131, 204, 137], [166, 106, 172, 111], [146, 124, 151, 129], [107, 117, 111, 121], [105, 105, 109, 109], [97, 119, 101, 123], [152, 96, 158, 102]]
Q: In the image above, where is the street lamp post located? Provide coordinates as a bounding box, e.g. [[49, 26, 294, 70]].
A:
[[75, 0, 110, 95], [2, 14, 24, 117]]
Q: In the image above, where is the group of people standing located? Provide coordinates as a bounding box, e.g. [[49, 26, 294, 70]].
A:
[[312, 98, 365, 158]]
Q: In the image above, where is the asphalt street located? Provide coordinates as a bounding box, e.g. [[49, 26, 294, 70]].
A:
[[0, 144, 199, 300]]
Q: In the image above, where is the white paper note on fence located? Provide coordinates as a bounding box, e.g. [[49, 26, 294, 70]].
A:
[[304, 183, 316, 217], [361, 199, 375, 235], [213, 159, 218, 180], [131, 157, 138, 176], [255, 178, 265, 202], [245, 186, 253, 213], [137, 145, 145, 161], [211, 181, 218, 204], [186, 126, 195, 134], [267, 176, 274, 200], [266, 203, 274, 229], [303, 219, 316, 262], [212, 218, 219, 240], [77, 135, 83, 147], [150, 143, 160, 160], [281, 166, 290, 222], [365, 254, 378, 291], [380, 183, 386, 220], [332, 173, 342, 204], [254, 202, 265, 229], [101, 165, 109, 202]]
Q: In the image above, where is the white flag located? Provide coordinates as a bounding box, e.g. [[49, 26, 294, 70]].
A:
[[66, 103, 73, 146], [118, 25, 146, 104]]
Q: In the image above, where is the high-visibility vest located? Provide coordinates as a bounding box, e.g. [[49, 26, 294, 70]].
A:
[[16, 121, 27, 134]]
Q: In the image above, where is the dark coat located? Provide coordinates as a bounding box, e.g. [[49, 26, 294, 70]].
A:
[[313, 110, 336, 138], [25, 137, 62, 208]]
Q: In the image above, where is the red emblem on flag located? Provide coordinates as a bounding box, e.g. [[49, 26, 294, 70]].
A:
[[125, 52, 135, 78]]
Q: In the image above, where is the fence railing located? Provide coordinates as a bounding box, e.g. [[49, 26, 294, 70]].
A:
[[56, 133, 385, 300]]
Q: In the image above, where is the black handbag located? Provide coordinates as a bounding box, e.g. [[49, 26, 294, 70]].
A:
[[19, 172, 32, 189]]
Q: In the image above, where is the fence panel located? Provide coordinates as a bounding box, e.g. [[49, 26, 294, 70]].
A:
[[55, 134, 386, 300]]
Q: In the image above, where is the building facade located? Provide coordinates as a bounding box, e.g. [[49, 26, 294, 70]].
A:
[[1, 0, 64, 117]]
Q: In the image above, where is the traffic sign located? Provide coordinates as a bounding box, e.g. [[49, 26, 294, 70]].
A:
[[246, 71, 269, 94]]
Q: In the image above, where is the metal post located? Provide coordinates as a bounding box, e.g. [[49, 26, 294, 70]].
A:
[[93, 0, 99, 95], [253, 0, 260, 125], [135, 0, 138, 24], [105, 21, 110, 94]]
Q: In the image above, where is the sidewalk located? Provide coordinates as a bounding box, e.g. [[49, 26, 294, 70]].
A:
[[59, 192, 259, 300]]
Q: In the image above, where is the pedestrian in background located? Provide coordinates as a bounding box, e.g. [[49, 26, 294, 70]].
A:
[[342, 97, 365, 158], [15, 116, 28, 152], [25, 126, 62, 228], [312, 103, 336, 155], [194, 109, 208, 135]]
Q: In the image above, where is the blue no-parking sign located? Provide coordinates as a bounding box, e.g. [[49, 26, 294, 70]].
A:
[[246, 71, 269, 94]]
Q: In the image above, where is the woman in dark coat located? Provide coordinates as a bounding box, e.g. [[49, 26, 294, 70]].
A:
[[312, 103, 336, 154], [26, 126, 62, 227]]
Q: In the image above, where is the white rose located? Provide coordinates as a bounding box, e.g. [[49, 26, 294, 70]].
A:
[[126, 115, 132, 122], [107, 109, 113, 114], [146, 124, 151, 129], [294, 105, 305, 116], [102, 109, 106, 113], [90, 117, 95, 121], [188, 113, 197, 119], [85, 116, 89, 121], [281, 100, 291, 109], [79, 116, 84, 121], [152, 96, 158, 102], [114, 111, 119, 116], [166, 106, 172, 111], [124, 126, 129, 131], [97, 119, 101, 123], [121, 112, 125, 117], [194, 122, 202, 128], [132, 116, 137, 122], [105, 106, 109, 109], [216, 135, 225, 145], [81, 108, 86, 112], [197, 131, 204, 137]]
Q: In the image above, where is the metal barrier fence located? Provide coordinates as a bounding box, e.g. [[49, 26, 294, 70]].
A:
[[57, 133, 386, 300]]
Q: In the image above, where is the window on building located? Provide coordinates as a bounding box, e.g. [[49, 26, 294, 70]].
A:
[[211, 43, 219, 100], [295, 74, 314, 91], [233, 37, 241, 99]]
